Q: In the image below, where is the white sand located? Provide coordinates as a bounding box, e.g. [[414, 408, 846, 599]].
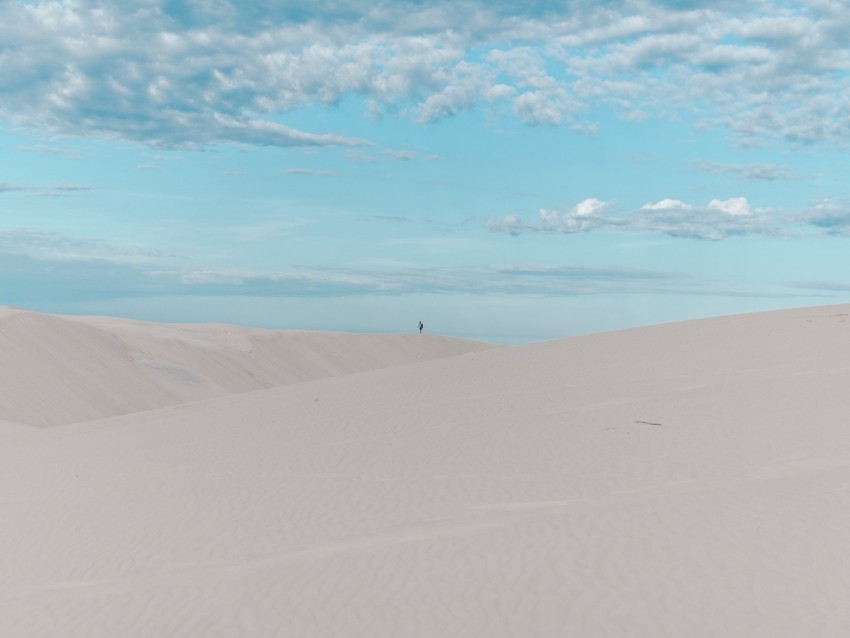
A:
[[4, 304, 850, 636], [0, 307, 494, 426]]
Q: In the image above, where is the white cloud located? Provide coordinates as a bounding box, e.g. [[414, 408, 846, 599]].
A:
[[641, 198, 693, 210], [513, 89, 577, 126], [632, 197, 771, 239], [707, 197, 751, 215], [494, 195, 850, 240], [489, 198, 616, 234], [491, 196, 782, 240], [538, 198, 615, 232], [4, 1, 850, 147], [729, 15, 813, 43], [486, 47, 580, 126], [414, 60, 497, 122], [206, 115, 370, 148]]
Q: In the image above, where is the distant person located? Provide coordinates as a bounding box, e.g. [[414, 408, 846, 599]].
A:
[[418, 321, 424, 334]]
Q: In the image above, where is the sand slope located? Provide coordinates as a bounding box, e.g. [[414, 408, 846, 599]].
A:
[[0, 307, 494, 426], [4, 304, 850, 636]]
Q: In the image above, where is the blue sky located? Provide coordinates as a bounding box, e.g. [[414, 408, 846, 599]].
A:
[[3, 0, 850, 341]]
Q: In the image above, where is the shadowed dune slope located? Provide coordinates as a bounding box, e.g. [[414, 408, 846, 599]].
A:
[[0, 307, 495, 426], [5, 304, 850, 636]]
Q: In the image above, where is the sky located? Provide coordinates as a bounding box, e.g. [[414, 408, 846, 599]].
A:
[[3, 0, 850, 342]]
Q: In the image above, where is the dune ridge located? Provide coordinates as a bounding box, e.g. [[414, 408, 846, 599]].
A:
[[0, 307, 495, 427], [5, 304, 850, 636]]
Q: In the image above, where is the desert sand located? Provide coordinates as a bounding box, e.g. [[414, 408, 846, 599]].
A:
[[0, 307, 495, 426], [3, 304, 850, 636]]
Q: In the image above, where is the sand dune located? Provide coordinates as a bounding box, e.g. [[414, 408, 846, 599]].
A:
[[4, 304, 850, 636], [0, 307, 494, 426]]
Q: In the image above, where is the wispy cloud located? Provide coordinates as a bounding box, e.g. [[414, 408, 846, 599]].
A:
[[0, 224, 714, 301], [383, 149, 440, 161], [16, 145, 82, 158], [697, 161, 797, 181], [346, 150, 378, 163], [283, 168, 337, 176], [347, 148, 440, 163], [0, 181, 94, 194], [0, 229, 170, 263], [788, 280, 850, 293], [50, 184, 95, 192], [166, 262, 694, 298], [0, 222, 815, 311], [797, 199, 850, 236]]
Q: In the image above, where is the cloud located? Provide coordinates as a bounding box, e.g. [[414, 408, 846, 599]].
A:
[[486, 213, 527, 236], [788, 280, 850, 293], [16, 145, 82, 158], [0, 251, 163, 304], [487, 47, 580, 125], [494, 264, 687, 296], [0, 181, 94, 194], [4, 1, 850, 147], [539, 198, 617, 231], [0, 3, 375, 148], [127, 260, 806, 300], [384, 149, 418, 161], [632, 197, 775, 239], [0, 229, 169, 263], [493, 195, 850, 239], [0, 224, 703, 302], [346, 150, 378, 162], [513, 89, 576, 126], [283, 168, 337, 176], [638, 198, 692, 211], [707, 197, 750, 216], [489, 196, 783, 240], [207, 262, 695, 297], [206, 116, 370, 148], [636, 196, 779, 240], [798, 200, 850, 236], [0, 222, 817, 308], [559, 3, 850, 145], [488, 198, 619, 235], [414, 61, 499, 122], [50, 184, 95, 192], [383, 148, 439, 161], [698, 161, 797, 181]]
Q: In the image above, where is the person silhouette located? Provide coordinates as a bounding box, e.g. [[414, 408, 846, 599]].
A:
[[418, 321, 424, 334]]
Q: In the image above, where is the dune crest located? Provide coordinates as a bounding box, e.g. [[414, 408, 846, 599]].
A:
[[0, 308, 495, 426]]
